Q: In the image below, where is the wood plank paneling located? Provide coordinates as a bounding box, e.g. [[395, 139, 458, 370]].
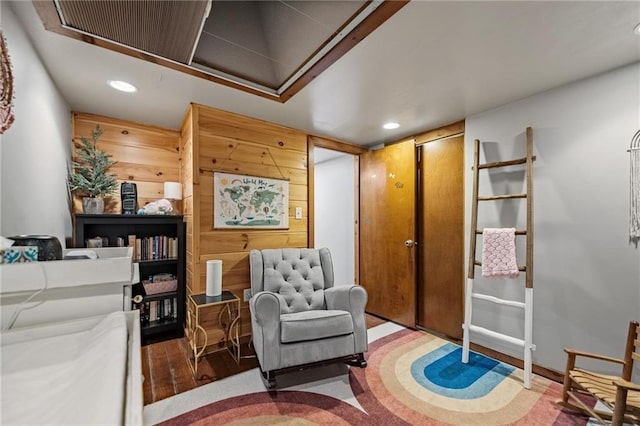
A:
[[110, 161, 180, 183], [200, 231, 307, 254], [71, 112, 180, 215], [197, 106, 307, 150], [202, 161, 287, 181], [197, 123, 306, 153], [183, 104, 309, 348], [74, 112, 181, 151]]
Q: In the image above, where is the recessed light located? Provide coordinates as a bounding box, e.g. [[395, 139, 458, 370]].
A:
[[108, 80, 137, 93], [634, 22, 640, 35], [383, 122, 399, 130]]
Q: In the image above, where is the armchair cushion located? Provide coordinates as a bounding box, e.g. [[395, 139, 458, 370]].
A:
[[280, 310, 354, 344]]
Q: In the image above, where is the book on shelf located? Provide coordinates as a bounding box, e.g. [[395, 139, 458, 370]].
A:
[[135, 298, 177, 325], [124, 235, 178, 261]]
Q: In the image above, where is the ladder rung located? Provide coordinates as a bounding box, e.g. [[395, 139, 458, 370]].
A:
[[475, 229, 527, 235], [471, 293, 525, 309], [478, 193, 527, 201], [467, 324, 525, 348], [474, 260, 526, 272], [477, 155, 536, 170]]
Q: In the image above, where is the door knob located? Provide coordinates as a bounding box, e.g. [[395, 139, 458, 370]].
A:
[[404, 239, 415, 248]]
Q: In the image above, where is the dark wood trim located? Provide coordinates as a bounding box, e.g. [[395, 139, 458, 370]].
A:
[[382, 120, 465, 148], [191, 56, 279, 91], [308, 135, 368, 156], [32, 1, 282, 103], [413, 120, 466, 145], [354, 155, 360, 285], [469, 341, 564, 384], [33, 0, 407, 104], [307, 137, 315, 248], [278, 0, 410, 102]]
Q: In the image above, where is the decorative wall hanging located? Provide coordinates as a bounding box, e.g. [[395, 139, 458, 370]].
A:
[[213, 172, 289, 229], [0, 29, 15, 134], [629, 129, 640, 244]]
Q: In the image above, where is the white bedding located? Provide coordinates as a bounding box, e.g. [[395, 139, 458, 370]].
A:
[[1, 312, 129, 425]]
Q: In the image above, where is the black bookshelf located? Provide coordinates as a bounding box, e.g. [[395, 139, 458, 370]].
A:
[[74, 214, 186, 344]]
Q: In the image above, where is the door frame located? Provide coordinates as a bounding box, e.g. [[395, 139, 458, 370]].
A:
[[307, 135, 367, 283], [308, 121, 464, 327]]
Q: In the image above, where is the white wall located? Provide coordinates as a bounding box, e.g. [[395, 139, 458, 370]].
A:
[[1, 3, 71, 247], [465, 62, 640, 375], [314, 151, 356, 286]]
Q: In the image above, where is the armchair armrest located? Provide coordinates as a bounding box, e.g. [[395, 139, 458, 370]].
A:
[[564, 348, 625, 365], [249, 291, 283, 372], [324, 285, 368, 354], [250, 291, 282, 325], [613, 378, 640, 392]]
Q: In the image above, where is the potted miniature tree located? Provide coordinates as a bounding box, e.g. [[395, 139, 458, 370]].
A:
[[68, 125, 118, 214]]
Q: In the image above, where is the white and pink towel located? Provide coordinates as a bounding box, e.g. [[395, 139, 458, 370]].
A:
[[481, 228, 519, 278]]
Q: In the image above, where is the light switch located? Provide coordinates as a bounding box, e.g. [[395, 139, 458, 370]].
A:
[[295, 207, 303, 219]]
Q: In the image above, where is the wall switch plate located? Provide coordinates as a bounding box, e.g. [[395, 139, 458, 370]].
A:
[[243, 288, 252, 302], [295, 207, 302, 219]]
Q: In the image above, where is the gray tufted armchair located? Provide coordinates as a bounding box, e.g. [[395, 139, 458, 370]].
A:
[[249, 247, 368, 389]]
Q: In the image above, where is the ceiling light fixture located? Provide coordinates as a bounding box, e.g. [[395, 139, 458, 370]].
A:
[[383, 122, 400, 130], [108, 80, 137, 93], [634, 22, 640, 35]]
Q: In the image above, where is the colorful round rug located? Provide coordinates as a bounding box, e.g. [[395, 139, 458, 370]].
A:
[[158, 328, 587, 425], [348, 328, 583, 425]]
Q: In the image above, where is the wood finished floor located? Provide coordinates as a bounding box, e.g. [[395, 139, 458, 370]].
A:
[[141, 313, 388, 405]]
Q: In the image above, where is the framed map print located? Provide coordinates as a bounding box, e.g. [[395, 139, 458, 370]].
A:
[[213, 172, 289, 229]]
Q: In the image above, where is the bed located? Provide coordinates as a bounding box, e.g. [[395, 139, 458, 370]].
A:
[[1, 311, 143, 425], [0, 247, 143, 424]]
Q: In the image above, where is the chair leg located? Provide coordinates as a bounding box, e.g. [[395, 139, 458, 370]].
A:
[[261, 370, 276, 390], [562, 354, 576, 403], [611, 387, 628, 426], [346, 353, 367, 368]]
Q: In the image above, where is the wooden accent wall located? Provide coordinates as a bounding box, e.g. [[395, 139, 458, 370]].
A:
[[179, 108, 196, 295], [181, 104, 309, 347], [71, 112, 181, 214]]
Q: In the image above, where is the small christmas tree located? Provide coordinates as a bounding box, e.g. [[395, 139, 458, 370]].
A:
[[68, 125, 118, 198]]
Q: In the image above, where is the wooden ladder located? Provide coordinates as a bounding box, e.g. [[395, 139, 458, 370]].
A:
[[461, 127, 536, 389]]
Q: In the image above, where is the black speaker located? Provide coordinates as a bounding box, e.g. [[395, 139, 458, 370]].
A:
[[121, 182, 138, 214]]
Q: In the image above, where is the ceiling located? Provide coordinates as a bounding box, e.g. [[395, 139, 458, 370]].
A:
[[7, 1, 640, 146], [46, 0, 379, 97], [194, 1, 367, 89]]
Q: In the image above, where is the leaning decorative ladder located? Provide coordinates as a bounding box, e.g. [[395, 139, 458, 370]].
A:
[[461, 127, 536, 389]]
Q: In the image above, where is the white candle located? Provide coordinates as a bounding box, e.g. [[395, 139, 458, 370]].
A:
[[206, 260, 222, 297]]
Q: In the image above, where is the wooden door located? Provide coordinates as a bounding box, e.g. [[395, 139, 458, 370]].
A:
[[360, 140, 416, 328], [417, 136, 464, 338]]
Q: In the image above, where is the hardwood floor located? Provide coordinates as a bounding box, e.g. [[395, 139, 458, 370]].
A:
[[141, 313, 388, 405]]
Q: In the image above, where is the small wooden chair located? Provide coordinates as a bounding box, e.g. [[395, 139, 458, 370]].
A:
[[560, 320, 640, 425]]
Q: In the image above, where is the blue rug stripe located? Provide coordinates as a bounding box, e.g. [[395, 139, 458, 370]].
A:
[[410, 343, 515, 399]]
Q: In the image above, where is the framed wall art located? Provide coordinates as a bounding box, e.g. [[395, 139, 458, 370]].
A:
[[213, 172, 289, 229]]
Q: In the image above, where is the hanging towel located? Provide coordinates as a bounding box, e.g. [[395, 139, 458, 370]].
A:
[[482, 228, 519, 278]]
